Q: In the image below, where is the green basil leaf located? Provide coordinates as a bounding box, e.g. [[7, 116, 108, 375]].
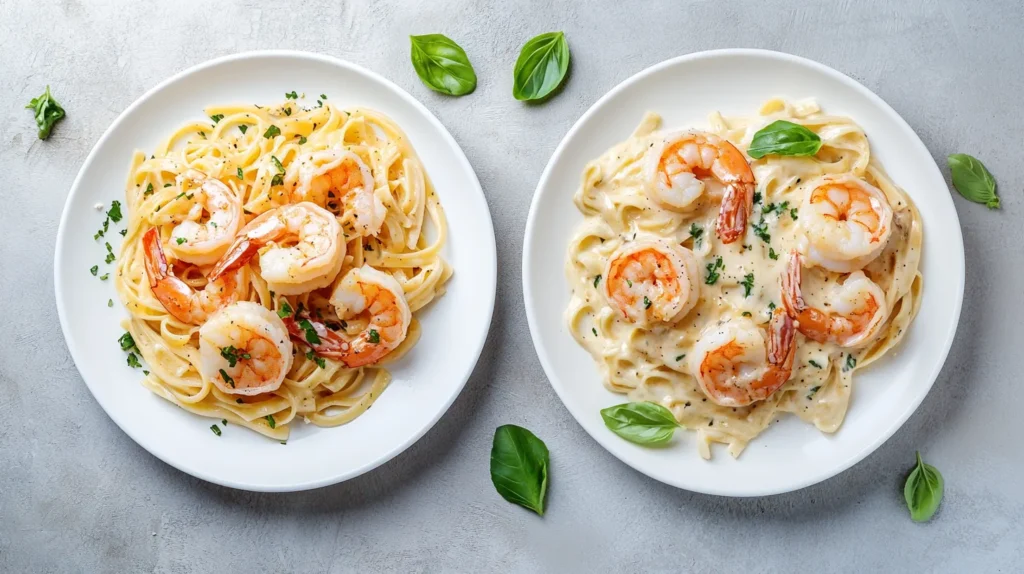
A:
[[25, 85, 66, 140], [747, 120, 822, 159], [490, 424, 549, 515], [409, 34, 477, 96], [904, 451, 944, 522], [512, 32, 569, 102], [948, 153, 1000, 209], [600, 402, 680, 445]]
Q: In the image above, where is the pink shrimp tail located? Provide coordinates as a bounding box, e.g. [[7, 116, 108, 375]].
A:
[[142, 228, 170, 288], [767, 307, 796, 368], [716, 183, 751, 244], [780, 250, 806, 316]]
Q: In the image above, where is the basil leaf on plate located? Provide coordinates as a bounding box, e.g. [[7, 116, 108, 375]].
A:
[[512, 32, 569, 101], [747, 120, 822, 159], [490, 424, 549, 515], [409, 34, 477, 96], [600, 402, 680, 446], [948, 153, 999, 209], [904, 451, 944, 522], [25, 85, 66, 140]]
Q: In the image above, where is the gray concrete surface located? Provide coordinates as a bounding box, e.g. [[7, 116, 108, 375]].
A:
[[2, 0, 1023, 572]]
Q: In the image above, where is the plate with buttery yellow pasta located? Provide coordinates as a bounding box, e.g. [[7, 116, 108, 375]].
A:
[[523, 50, 964, 496], [54, 51, 496, 491]]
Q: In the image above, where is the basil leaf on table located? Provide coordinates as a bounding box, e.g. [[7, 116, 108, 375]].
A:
[[512, 32, 570, 101], [747, 120, 822, 159], [490, 424, 549, 515], [904, 451, 944, 522], [600, 402, 681, 446], [25, 85, 66, 140], [409, 34, 477, 96], [948, 153, 1000, 209]]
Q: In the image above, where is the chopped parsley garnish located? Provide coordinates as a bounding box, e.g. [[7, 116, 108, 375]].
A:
[[263, 125, 281, 139], [704, 256, 724, 285], [238, 125, 248, 135], [298, 319, 321, 344], [320, 93, 327, 99], [284, 107, 292, 116], [175, 237, 186, 245], [741, 273, 755, 297], [271, 155, 285, 173], [742, 311, 752, 317], [143, 370, 150, 376], [210, 114, 224, 123], [752, 191, 762, 204], [643, 296, 652, 309], [219, 368, 236, 388], [99, 273, 109, 280], [119, 229, 127, 236], [593, 274, 601, 288], [675, 354, 685, 361], [144, 183, 155, 196], [768, 301, 776, 311], [763, 202, 778, 215], [752, 218, 771, 243], [118, 331, 136, 351], [174, 192, 186, 201], [768, 247, 779, 260], [107, 200, 122, 223], [790, 208, 799, 220], [163, 183, 172, 187], [270, 173, 285, 186], [689, 223, 704, 246], [210, 424, 222, 436], [626, 279, 633, 288], [592, 327, 598, 336], [126, 352, 142, 368], [806, 386, 822, 400], [107, 299, 113, 307], [368, 329, 381, 344], [845, 353, 857, 371], [90, 265, 99, 276], [277, 301, 293, 318], [237, 167, 244, 180], [198, 131, 206, 139], [298, 136, 307, 145], [305, 350, 326, 369], [25, 85, 66, 140], [220, 345, 250, 368], [285, 91, 298, 99], [809, 360, 823, 369], [222, 419, 227, 425], [265, 414, 276, 429]]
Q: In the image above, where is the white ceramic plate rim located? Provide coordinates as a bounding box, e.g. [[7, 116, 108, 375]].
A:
[[54, 50, 496, 491], [522, 49, 964, 496]]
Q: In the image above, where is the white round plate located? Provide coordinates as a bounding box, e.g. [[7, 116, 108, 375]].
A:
[[55, 51, 496, 492], [522, 49, 964, 496]]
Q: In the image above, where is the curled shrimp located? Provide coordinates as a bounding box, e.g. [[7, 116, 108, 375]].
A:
[[210, 202, 344, 296], [290, 148, 385, 237], [689, 309, 796, 407], [285, 266, 411, 368], [142, 227, 247, 324], [167, 170, 244, 265], [199, 301, 293, 395], [798, 174, 893, 273], [644, 130, 755, 243], [781, 251, 887, 348], [603, 239, 700, 326]]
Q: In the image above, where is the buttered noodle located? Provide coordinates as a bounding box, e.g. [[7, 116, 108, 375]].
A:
[[566, 99, 922, 458], [115, 99, 451, 440]]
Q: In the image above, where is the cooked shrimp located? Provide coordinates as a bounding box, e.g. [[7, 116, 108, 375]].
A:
[[689, 309, 796, 407], [290, 148, 385, 237], [643, 130, 755, 243], [167, 170, 244, 265], [781, 251, 887, 348], [199, 301, 293, 395], [210, 202, 344, 296], [603, 239, 700, 326], [798, 174, 893, 273], [142, 227, 247, 324], [285, 266, 411, 368]]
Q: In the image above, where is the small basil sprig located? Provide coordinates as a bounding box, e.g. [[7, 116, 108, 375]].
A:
[[601, 402, 681, 445], [512, 32, 570, 101], [904, 451, 944, 522], [747, 120, 822, 159], [409, 34, 477, 96], [490, 425, 549, 515], [25, 85, 66, 140], [948, 153, 999, 209]]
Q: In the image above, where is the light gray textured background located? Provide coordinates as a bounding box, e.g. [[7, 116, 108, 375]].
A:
[[2, 0, 1022, 572]]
